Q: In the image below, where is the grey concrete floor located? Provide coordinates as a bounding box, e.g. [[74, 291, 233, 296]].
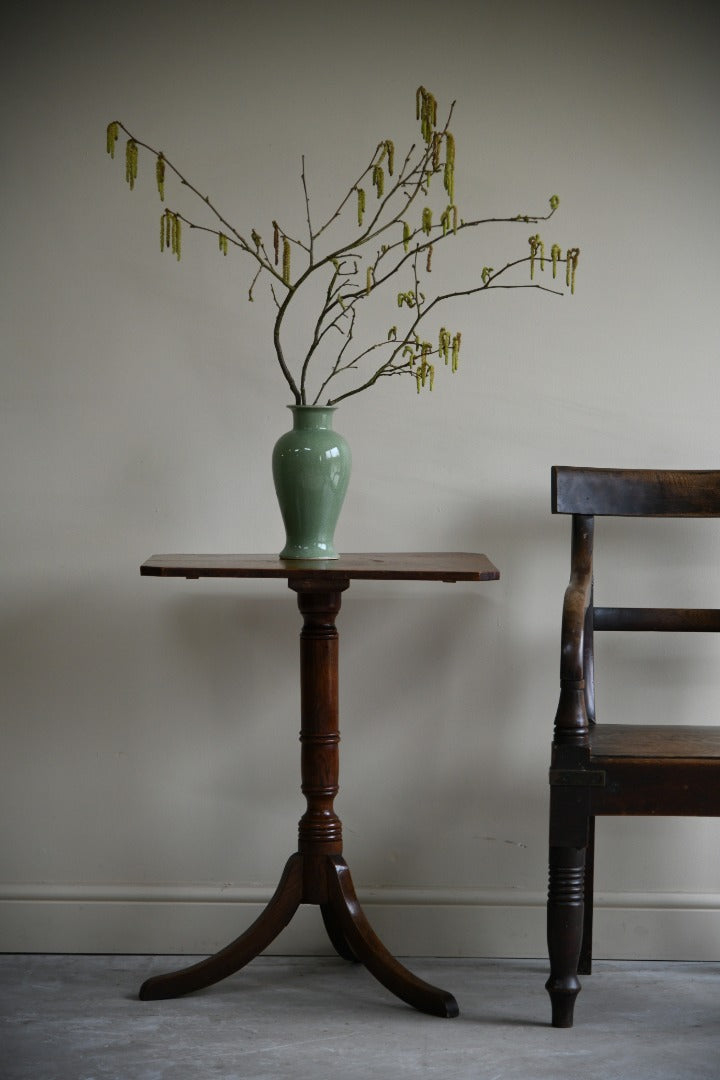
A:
[[1, 955, 718, 1080]]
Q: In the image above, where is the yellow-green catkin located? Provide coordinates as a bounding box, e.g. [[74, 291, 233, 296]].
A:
[[426, 245, 433, 272], [357, 187, 365, 226], [172, 213, 181, 260], [566, 247, 580, 293], [439, 328, 451, 364], [219, 233, 228, 256], [282, 237, 291, 285], [125, 139, 138, 190], [402, 221, 411, 252], [416, 86, 437, 145], [415, 343, 435, 393], [155, 154, 165, 201], [440, 204, 458, 237], [551, 244, 562, 279], [106, 121, 119, 158], [366, 267, 373, 295], [377, 139, 395, 176], [372, 164, 384, 198], [443, 132, 455, 202], [432, 132, 442, 171], [451, 332, 461, 372], [422, 207, 433, 236], [251, 229, 262, 249], [549, 194, 560, 211], [388, 326, 398, 340], [482, 266, 493, 285], [160, 210, 181, 260], [528, 234, 545, 279]]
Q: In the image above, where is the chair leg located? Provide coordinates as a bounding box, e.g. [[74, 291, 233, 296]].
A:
[[578, 817, 595, 976], [546, 844, 586, 1028]]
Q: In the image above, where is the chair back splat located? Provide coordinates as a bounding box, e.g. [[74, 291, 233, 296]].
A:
[[546, 466, 720, 1028]]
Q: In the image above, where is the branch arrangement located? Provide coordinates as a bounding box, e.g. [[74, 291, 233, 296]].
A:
[[106, 87, 579, 407]]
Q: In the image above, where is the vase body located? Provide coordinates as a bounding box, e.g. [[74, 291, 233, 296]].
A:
[[272, 406, 351, 560]]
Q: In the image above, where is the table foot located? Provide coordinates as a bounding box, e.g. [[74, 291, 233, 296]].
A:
[[138, 854, 303, 1000], [324, 855, 459, 1018], [320, 902, 360, 963]]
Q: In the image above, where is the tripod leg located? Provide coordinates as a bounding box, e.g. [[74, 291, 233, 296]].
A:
[[320, 902, 360, 963], [139, 854, 303, 1000], [325, 856, 458, 1018]]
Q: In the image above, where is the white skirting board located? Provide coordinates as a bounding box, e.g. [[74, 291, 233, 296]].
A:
[[2, 885, 719, 960]]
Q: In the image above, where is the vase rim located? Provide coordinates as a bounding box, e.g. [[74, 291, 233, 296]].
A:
[[287, 403, 337, 411]]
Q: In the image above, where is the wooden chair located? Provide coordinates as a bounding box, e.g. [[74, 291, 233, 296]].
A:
[[546, 466, 720, 1028]]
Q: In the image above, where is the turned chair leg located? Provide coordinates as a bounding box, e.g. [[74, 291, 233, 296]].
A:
[[578, 817, 595, 976], [546, 844, 586, 1028]]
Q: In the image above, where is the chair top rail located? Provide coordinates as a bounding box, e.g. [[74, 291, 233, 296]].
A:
[[552, 467, 720, 517]]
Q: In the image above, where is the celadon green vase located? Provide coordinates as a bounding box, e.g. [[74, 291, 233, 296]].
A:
[[272, 405, 351, 560]]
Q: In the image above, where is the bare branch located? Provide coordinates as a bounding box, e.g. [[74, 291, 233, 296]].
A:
[[301, 155, 314, 264], [105, 92, 578, 408]]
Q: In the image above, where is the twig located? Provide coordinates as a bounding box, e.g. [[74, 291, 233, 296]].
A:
[[106, 90, 578, 408]]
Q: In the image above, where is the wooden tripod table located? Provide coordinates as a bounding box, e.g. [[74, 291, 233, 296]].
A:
[[138, 552, 499, 1017]]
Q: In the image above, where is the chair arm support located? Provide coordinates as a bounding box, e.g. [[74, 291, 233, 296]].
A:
[[559, 578, 592, 683], [554, 515, 594, 746]]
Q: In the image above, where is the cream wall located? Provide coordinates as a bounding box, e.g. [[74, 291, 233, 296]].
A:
[[2, 0, 720, 960]]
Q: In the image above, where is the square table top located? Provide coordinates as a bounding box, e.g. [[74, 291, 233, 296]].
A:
[[141, 552, 499, 583]]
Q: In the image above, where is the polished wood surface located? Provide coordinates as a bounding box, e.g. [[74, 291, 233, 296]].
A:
[[546, 467, 720, 1028], [590, 723, 720, 759], [139, 553, 497, 1017], [553, 466, 720, 516], [141, 551, 499, 582]]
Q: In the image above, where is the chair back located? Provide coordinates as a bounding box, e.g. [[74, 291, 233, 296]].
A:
[[552, 466, 720, 635]]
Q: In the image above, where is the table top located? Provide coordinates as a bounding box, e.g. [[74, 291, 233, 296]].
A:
[[141, 552, 499, 583]]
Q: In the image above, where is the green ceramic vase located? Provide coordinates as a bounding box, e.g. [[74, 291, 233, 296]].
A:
[[272, 405, 351, 560]]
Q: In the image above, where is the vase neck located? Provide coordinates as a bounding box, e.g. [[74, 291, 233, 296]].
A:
[[289, 405, 336, 430]]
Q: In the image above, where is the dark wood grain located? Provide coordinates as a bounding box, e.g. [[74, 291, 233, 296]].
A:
[[590, 723, 720, 759], [593, 607, 720, 632], [552, 466, 720, 516], [140, 552, 499, 582], [138, 854, 303, 1000], [137, 553, 497, 1016], [546, 466, 720, 1029], [326, 856, 459, 1018]]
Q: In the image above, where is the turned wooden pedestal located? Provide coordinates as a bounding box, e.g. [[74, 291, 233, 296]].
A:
[[137, 553, 498, 1017]]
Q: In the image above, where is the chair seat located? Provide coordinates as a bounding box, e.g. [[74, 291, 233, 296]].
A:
[[587, 724, 720, 817], [589, 723, 720, 760]]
